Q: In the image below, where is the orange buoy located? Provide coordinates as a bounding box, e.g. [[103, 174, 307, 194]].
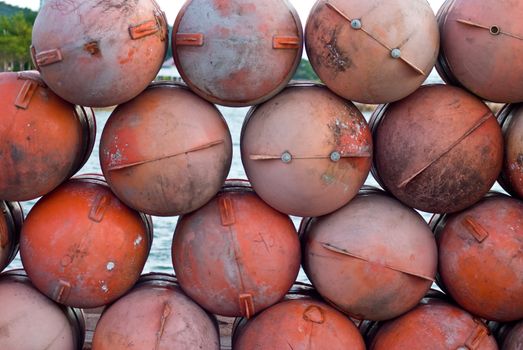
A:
[[241, 84, 372, 217], [233, 298, 365, 349], [371, 84, 503, 213], [0, 201, 23, 273], [301, 187, 437, 321], [437, 0, 523, 103], [498, 103, 523, 198], [172, 180, 301, 317], [306, 0, 439, 103], [173, 0, 303, 106], [20, 175, 153, 308], [366, 294, 498, 349], [0, 269, 85, 350], [0, 71, 95, 201], [92, 273, 219, 350], [100, 82, 232, 217], [31, 0, 168, 107], [431, 194, 523, 322]]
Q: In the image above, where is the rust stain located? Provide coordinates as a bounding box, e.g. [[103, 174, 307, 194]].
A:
[[84, 41, 101, 56]]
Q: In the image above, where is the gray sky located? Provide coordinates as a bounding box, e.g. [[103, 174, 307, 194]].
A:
[[5, 0, 446, 24]]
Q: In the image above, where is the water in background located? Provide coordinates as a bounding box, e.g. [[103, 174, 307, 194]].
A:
[[8, 98, 505, 281]]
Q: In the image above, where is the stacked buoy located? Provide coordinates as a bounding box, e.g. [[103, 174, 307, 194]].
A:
[[0, 0, 522, 348]]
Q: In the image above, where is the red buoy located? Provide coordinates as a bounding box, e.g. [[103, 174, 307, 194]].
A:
[[20, 175, 153, 308], [172, 180, 301, 317]]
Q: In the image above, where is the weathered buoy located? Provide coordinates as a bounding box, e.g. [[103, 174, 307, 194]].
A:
[[172, 180, 301, 317], [20, 175, 153, 308], [437, 0, 523, 103], [0, 269, 85, 350], [301, 187, 437, 321], [31, 0, 168, 107], [0, 201, 23, 273], [232, 298, 365, 349], [172, 0, 303, 106], [371, 84, 503, 213], [241, 84, 372, 217], [365, 294, 498, 349], [497, 103, 523, 198], [500, 321, 523, 350], [92, 273, 219, 350], [305, 0, 439, 103], [100, 82, 232, 217], [431, 194, 523, 322], [0, 71, 95, 201]]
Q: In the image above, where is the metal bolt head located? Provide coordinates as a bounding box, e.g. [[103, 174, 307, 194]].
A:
[[351, 19, 362, 30], [281, 151, 293, 164], [391, 48, 401, 59], [330, 151, 341, 162]]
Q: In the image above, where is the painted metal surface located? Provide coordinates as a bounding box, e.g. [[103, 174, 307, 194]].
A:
[[0, 71, 96, 201], [371, 84, 503, 213], [20, 175, 153, 308], [0, 201, 23, 273], [171, 180, 301, 318], [437, 0, 523, 103], [100, 82, 232, 217], [367, 298, 498, 349], [232, 298, 365, 349], [92, 273, 219, 350], [173, 0, 303, 106], [497, 103, 523, 198], [300, 187, 437, 321], [431, 194, 523, 322], [0, 269, 85, 350], [305, 0, 439, 104], [241, 84, 372, 217], [31, 0, 168, 107]]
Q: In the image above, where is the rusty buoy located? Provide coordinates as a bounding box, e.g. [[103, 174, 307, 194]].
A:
[[431, 194, 523, 322], [172, 180, 301, 318], [20, 175, 153, 308], [92, 273, 219, 350], [31, 0, 168, 107], [0, 201, 23, 273], [498, 103, 523, 198], [232, 298, 365, 349], [301, 187, 437, 321], [305, 0, 439, 104], [100, 82, 232, 217], [0, 71, 96, 201], [241, 84, 372, 217], [366, 297, 498, 349], [371, 84, 503, 213], [172, 0, 303, 106], [437, 0, 523, 103], [0, 269, 85, 350]]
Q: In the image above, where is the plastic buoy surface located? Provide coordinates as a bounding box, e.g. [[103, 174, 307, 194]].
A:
[[100, 82, 232, 216], [0, 71, 95, 201], [31, 0, 168, 107], [92, 273, 219, 350], [173, 0, 303, 106], [0, 269, 85, 350], [241, 84, 372, 217], [20, 175, 153, 308], [172, 180, 301, 317], [301, 187, 437, 321], [437, 0, 523, 103], [371, 84, 503, 213], [498, 104, 523, 198], [432, 194, 523, 322], [305, 0, 439, 104]]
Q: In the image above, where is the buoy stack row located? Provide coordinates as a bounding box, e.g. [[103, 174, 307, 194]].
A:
[[0, 0, 522, 349]]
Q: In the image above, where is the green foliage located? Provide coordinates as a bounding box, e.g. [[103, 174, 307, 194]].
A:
[[293, 58, 320, 82], [0, 5, 36, 71], [0, 1, 34, 17]]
